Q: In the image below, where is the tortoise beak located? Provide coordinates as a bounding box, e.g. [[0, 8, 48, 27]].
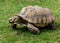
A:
[[9, 18, 14, 23], [9, 20, 13, 23]]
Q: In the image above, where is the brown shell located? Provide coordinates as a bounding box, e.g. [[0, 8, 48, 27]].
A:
[[18, 6, 55, 27]]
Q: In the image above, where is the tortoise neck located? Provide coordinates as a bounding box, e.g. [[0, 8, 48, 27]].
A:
[[18, 16, 28, 24]]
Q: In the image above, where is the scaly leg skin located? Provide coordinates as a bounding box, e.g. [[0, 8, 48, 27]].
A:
[[11, 24, 17, 30], [49, 23, 56, 30], [27, 23, 40, 34]]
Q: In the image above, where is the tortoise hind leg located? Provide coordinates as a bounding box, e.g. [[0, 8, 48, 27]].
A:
[[49, 22, 56, 30], [27, 23, 40, 34]]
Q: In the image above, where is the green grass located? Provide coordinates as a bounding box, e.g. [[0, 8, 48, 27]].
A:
[[0, 0, 60, 43]]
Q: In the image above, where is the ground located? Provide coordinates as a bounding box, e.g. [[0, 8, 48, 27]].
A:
[[0, 0, 60, 43]]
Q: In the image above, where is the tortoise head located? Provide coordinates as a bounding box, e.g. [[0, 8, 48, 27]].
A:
[[9, 15, 27, 24], [9, 15, 19, 24]]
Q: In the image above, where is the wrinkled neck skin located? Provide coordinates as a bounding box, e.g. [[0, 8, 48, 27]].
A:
[[17, 16, 28, 25]]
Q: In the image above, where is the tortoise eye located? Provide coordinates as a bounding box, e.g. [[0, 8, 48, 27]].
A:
[[14, 18, 18, 22], [14, 18, 16, 20]]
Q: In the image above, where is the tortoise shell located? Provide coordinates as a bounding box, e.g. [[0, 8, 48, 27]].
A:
[[18, 6, 55, 27]]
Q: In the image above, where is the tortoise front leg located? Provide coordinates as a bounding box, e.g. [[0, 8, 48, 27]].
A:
[[27, 23, 40, 34], [11, 24, 17, 30]]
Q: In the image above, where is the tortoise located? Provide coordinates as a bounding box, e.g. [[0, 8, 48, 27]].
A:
[[9, 6, 56, 34]]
